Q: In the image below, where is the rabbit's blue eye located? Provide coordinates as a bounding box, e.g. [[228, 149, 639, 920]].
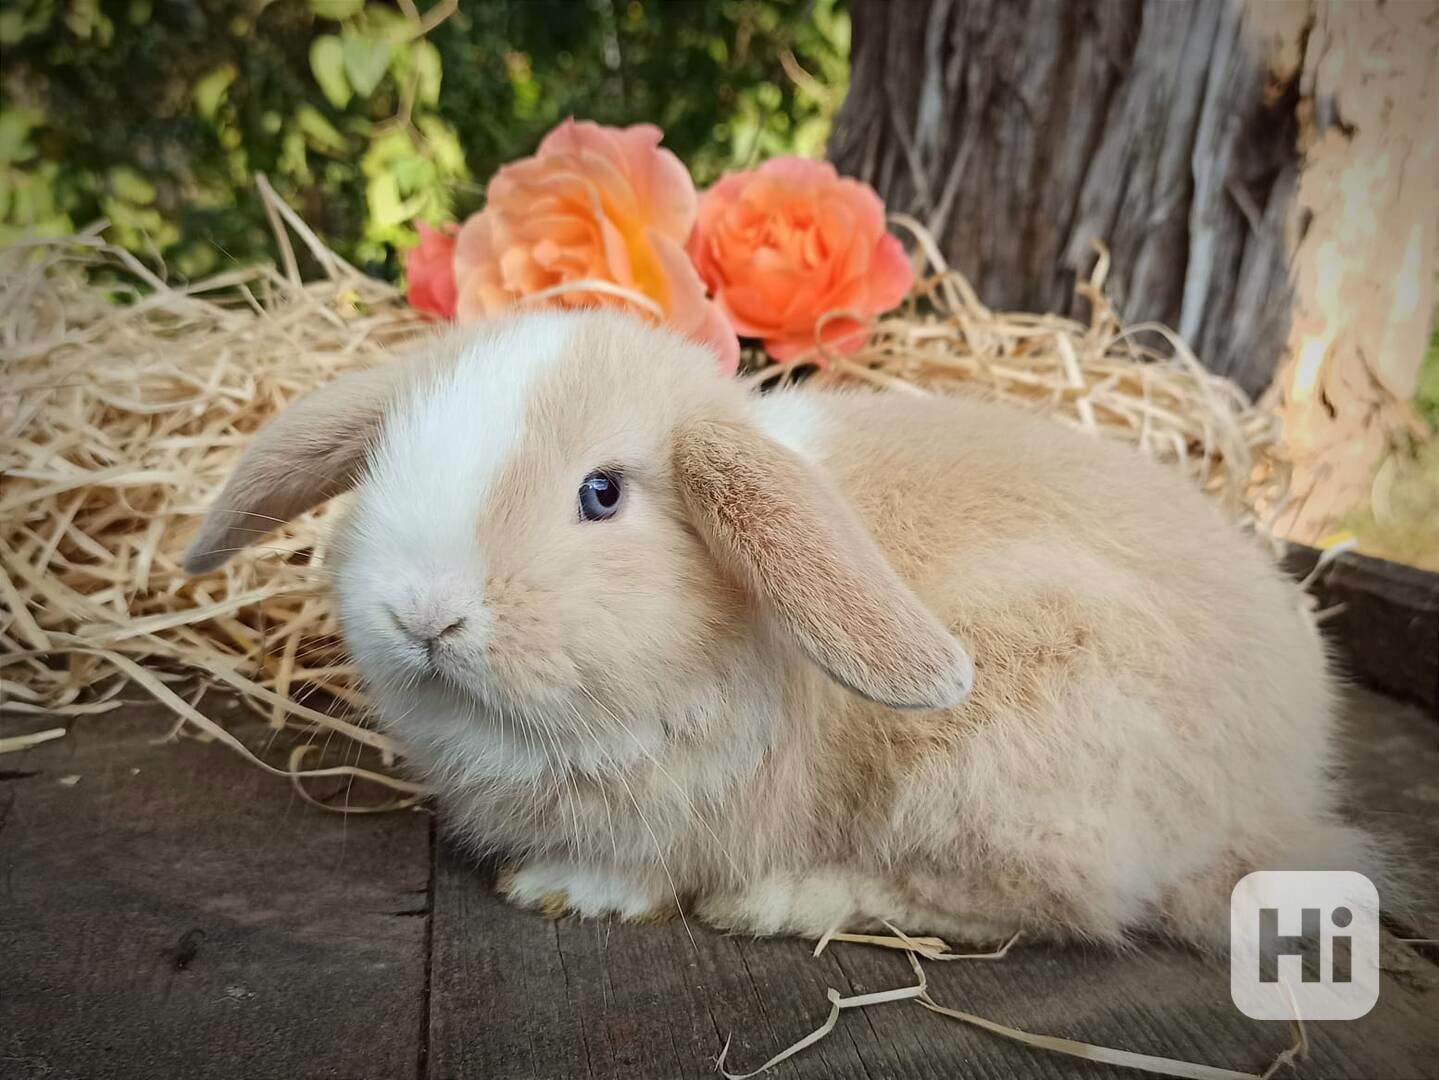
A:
[[578, 470, 623, 521]]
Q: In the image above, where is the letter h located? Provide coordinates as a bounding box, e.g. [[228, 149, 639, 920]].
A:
[[1258, 906, 1322, 983]]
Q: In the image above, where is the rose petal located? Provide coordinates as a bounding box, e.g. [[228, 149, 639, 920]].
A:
[[865, 232, 915, 311], [648, 229, 739, 372], [405, 222, 459, 319], [454, 213, 497, 278], [451, 118, 725, 361], [756, 156, 840, 188], [686, 156, 911, 359], [691, 297, 741, 375]]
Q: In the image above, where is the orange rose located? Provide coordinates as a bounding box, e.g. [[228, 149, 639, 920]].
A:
[[405, 222, 458, 319], [689, 158, 913, 362], [454, 119, 739, 374]]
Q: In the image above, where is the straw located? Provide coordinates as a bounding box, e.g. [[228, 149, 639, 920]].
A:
[[0, 725, 66, 754], [716, 935, 1307, 1080], [0, 187, 1285, 800], [1, 198, 431, 803]]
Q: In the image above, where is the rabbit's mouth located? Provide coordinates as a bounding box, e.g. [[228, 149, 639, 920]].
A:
[[413, 640, 582, 719], [372, 661, 667, 779]]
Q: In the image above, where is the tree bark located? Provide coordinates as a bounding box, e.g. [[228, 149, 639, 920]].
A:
[[831, 0, 1437, 543], [1263, 1, 1438, 541]]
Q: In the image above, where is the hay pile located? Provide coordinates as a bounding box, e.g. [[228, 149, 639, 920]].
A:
[[0, 196, 1285, 797]]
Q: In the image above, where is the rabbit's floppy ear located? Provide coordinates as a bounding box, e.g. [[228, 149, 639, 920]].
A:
[[675, 418, 974, 710], [182, 363, 408, 574]]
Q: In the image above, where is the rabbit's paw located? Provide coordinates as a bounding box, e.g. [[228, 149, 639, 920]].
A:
[[496, 860, 677, 922]]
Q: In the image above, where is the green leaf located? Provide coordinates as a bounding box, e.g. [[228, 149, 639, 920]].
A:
[[361, 127, 416, 174], [362, 5, 410, 40], [791, 116, 831, 159], [108, 166, 157, 205], [0, 10, 40, 45], [416, 115, 468, 178], [309, 35, 351, 109], [194, 63, 237, 122], [366, 172, 402, 227], [278, 130, 311, 184], [0, 107, 42, 164], [1418, 329, 1439, 431], [308, 0, 365, 21], [411, 40, 442, 107], [366, 170, 429, 230], [65, 0, 99, 38], [391, 154, 434, 193], [173, 244, 219, 279], [295, 105, 349, 153], [342, 32, 390, 96]]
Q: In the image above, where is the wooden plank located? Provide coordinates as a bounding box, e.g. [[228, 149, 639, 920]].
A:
[[1286, 544, 1439, 715], [829, 932, 1439, 1080], [427, 687, 1439, 1079], [0, 702, 431, 1080], [1339, 687, 1439, 941], [429, 858, 1439, 1079], [427, 852, 874, 1080]]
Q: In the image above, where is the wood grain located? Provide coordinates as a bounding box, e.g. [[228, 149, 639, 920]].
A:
[[1340, 687, 1439, 942], [427, 847, 1439, 1079], [830, 0, 1435, 415], [0, 703, 431, 1080], [830, 0, 1289, 395], [1285, 545, 1439, 715], [426, 851, 874, 1080], [832, 0, 1437, 543]]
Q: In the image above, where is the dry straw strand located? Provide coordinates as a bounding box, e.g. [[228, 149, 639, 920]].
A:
[[1, 202, 431, 802], [1, 186, 1284, 801], [0, 725, 67, 754], [718, 938, 1307, 1080]]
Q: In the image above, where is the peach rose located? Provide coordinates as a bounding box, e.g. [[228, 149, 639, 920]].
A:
[[405, 222, 458, 319], [454, 119, 739, 374], [689, 158, 913, 362]]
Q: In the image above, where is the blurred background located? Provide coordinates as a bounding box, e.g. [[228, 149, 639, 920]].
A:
[[0, 0, 847, 277]]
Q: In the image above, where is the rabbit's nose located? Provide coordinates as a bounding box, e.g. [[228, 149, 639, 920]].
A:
[[388, 607, 468, 651]]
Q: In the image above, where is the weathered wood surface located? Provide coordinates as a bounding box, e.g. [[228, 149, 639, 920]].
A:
[[830, 0, 1437, 407], [1341, 687, 1439, 943], [830, 0, 1437, 546], [4, 688, 1437, 1079], [426, 849, 1439, 1080], [1286, 544, 1439, 715], [830, 0, 1290, 395], [1260, 0, 1439, 541], [0, 702, 431, 1080]]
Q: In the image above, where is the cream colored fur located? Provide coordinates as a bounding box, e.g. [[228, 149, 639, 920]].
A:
[[186, 309, 1376, 947]]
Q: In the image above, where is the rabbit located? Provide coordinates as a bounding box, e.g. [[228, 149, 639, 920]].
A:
[[185, 308, 1378, 947]]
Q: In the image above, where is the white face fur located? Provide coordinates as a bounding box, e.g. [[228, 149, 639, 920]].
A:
[[326, 313, 740, 779], [336, 318, 566, 704]]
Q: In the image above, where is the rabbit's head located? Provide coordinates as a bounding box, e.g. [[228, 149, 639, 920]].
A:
[[186, 310, 973, 757]]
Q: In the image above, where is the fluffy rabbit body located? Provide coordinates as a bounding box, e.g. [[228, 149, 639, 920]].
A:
[[187, 310, 1371, 945]]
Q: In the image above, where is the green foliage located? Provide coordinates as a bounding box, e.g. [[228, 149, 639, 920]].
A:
[[0, 106, 74, 244], [428, 0, 848, 198], [1419, 321, 1439, 432], [0, 0, 848, 279]]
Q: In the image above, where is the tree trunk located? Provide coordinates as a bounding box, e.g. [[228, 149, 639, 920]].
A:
[[830, 0, 1436, 543], [1262, 1, 1438, 541]]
